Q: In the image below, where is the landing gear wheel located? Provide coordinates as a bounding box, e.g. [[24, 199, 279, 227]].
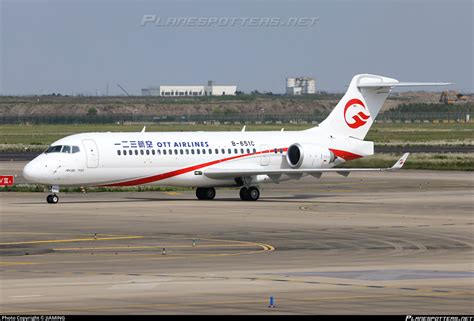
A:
[[46, 194, 59, 204], [204, 187, 215, 200], [240, 187, 259, 201], [196, 187, 216, 200], [239, 187, 249, 201], [196, 188, 204, 200], [247, 187, 260, 201]]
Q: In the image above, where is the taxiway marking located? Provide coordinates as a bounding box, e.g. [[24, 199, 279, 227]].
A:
[[0, 235, 144, 246]]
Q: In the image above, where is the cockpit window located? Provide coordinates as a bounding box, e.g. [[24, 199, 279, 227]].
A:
[[45, 145, 80, 154], [45, 145, 62, 153]]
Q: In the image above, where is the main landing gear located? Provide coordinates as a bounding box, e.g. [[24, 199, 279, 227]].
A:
[[196, 187, 216, 200], [195, 186, 261, 201], [239, 186, 260, 201], [46, 194, 59, 204]]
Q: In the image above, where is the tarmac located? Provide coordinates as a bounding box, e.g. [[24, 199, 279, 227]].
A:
[[0, 163, 473, 314]]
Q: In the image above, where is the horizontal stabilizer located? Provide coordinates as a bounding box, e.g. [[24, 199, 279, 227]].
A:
[[358, 82, 452, 88]]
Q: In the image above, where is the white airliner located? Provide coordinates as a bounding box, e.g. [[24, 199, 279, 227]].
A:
[[23, 74, 450, 203]]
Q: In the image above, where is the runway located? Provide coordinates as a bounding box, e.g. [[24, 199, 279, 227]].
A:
[[0, 169, 473, 314]]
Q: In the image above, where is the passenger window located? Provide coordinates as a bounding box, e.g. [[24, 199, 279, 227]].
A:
[[209, 149, 213, 154], [228, 148, 231, 154], [186, 149, 189, 155], [240, 148, 244, 154], [234, 148, 238, 154], [72, 146, 80, 153], [140, 150, 144, 155], [221, 148, 225, 154], [117, 150, 121, 156], [134, 150, 138, 155], [169, 149, 172, 155], [202, 149, 206, 154], [197, 149, 200, 155], [129, 150, 133, 155], [280, 148, 283, 153], [180, 149, 184, 155], [146, 150, 150, 155], [174, 149, 178, 154], [246, 148, 250, 154], [157, 149, 161, 155], [163, 150, 167, 155], [215, 148, 218, 154], [191, 149, 195, 154], [152, 150, 155, 155], [253, 148, 256, 153], [274, 148, 277, 154]]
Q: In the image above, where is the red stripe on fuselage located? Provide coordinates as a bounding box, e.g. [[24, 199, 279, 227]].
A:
[[101, 148, 286, 187], [101, 147, 362, 186], [329, 148, 362, 161]]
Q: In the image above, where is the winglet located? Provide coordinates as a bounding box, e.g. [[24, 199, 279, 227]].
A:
[[241, 125, 246, 132], [141, 126, 146, 133], [391, 153, 410, 169]]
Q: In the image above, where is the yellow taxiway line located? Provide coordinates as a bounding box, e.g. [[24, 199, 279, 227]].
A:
[[0, 235, 144, 246]]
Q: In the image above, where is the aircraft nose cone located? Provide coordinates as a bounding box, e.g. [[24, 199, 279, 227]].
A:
[[23, 160, 44, 183], [23, 161, 36, 183]]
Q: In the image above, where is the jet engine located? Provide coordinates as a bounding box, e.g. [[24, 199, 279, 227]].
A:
[[286, 143, 335, 169]]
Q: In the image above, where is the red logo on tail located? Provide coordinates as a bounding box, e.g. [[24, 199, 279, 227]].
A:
[[344, 98, 370, 129]]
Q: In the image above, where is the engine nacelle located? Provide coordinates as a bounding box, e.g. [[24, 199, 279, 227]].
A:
[[286, 143, 335, 169]]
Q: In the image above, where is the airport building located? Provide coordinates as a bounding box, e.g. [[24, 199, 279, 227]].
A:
[[286, 77, 316, 95], [142, 81, 236, 97]]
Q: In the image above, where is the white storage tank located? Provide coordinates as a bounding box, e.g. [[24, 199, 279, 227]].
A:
[[304, 79, 316, 94], [286, 77, 296, 95], [286, 77, 296, 88]]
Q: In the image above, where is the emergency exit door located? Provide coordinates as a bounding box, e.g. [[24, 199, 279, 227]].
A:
[[260, 144, 270, 166]]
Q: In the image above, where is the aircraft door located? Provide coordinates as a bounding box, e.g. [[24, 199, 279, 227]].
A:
[[260, 144, 270, 166], [82, 139, 99, 168]]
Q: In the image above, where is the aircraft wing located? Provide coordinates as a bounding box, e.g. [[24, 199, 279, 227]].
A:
[[204, 153, 409, 179]]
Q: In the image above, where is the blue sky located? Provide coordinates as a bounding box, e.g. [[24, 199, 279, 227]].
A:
[[1, 0, 472, 95]]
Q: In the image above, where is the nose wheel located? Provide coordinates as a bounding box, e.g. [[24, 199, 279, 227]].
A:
[[239, 187, 260, 201], [46, 194, 59, 204]]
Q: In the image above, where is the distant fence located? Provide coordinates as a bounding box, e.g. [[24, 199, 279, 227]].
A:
[[0, 112, 470, 125], [377, 111, 470, 123]]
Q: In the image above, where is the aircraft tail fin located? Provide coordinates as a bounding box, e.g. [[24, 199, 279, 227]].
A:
[[311, 74, 451, 140]]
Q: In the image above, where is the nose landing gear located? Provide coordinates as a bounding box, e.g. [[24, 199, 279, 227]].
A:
[[46, 185, 60, 204]]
